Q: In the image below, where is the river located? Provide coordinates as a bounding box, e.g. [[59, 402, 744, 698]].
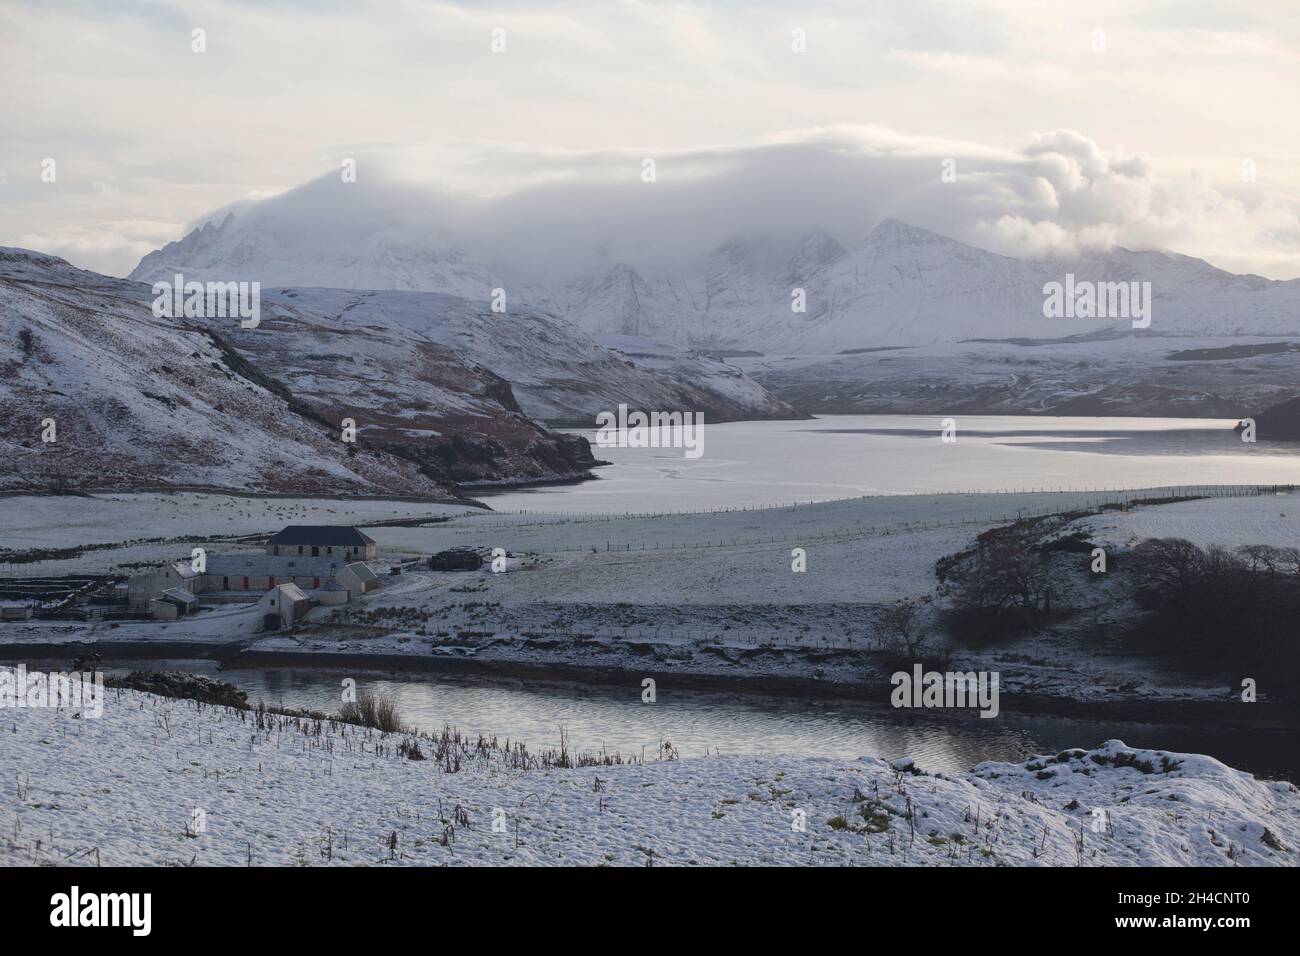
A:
[[96, 660, 1300, 783]]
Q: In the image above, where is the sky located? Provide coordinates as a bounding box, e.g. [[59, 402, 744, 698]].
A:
[[2, 0, 1299, 279]]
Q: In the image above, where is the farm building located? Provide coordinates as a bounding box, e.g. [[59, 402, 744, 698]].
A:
[[149, 587, 199, 621], [343, 562, 379, 593], [129, 553, 382, 604], [126, 522, 383, 607], [127, 562, 203, 608], [314, 576, 350, 606], [0, 602, 33, 622], [257, 583, 309, 630], [315, 562, 378, 601], [199, 554, 353, 595], [266, 526, 377, 560]]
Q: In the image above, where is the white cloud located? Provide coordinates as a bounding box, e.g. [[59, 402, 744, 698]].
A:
[[157, 125, 1300, 285], [1, 0, 1298, 277]]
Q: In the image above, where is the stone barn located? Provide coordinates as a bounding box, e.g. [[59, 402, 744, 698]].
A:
[[202, 554, 350, 596]]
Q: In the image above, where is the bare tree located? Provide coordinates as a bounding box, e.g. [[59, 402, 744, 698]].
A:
[[942, 516, 1066, 617], [1238, 544, 1300, 577], [879, 595, 934, 656], [1130, 537, 1205, 603]]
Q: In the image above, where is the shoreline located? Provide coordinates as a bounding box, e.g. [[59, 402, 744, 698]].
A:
[[4, 638, 1295, 733]]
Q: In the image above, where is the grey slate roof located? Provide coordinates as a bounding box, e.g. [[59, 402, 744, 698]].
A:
[[345, 562, 379, 583], [267, 526, 375, 548], [270, 583, 308, 602]]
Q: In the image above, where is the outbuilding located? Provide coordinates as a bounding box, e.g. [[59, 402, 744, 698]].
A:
[[0, 602, 33, 622], [257, 583, 309, 630], [128, 562, 202, 608], [314, 576, 351, 607], [149, 587, 198, 621]]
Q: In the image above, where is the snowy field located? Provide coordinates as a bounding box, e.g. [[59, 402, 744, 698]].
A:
[[1, 485, 1283, 578], [2, 487, 1292, 705], [0, 493, 479, 574], [2, 688, 1295, 867], [367, 485, 1240, 560], [1077, 493, 1300, 550]]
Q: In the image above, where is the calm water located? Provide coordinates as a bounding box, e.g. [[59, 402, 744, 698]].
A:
[[479, 415, 1298, 513], [99, 660, 1300, 783]]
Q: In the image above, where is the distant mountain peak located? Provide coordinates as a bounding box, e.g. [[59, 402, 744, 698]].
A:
[[865, 217, 949, 245]]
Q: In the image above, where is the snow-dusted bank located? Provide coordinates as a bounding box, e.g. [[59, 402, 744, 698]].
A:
[[2, 687, 1296, 867]]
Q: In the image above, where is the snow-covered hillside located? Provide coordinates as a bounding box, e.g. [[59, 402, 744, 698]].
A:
[[0, 249, 454, 497], [3, 687, 1296, 866], [255, 288, 800, 426], [743, 335, 1300, 419]]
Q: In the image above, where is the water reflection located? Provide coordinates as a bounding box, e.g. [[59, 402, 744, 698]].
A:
[[103, 660, 1299, 783]]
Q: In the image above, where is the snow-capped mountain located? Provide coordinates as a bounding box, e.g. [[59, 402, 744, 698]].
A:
[[555, 219, 1300, 351], [132, 199, 496, 299], [133, 203, 1300, 353]]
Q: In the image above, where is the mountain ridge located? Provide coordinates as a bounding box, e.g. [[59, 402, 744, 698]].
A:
[[129, 206, 1300, 353]]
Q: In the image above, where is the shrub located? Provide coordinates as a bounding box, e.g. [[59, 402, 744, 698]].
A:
[[1126, 537, 1300, 681], [339, 689, 407, 733]]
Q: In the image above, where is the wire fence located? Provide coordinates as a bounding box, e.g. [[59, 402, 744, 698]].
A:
[[474, 483, 1294, 524], [2, 483, 1293, 573], [442, 484, 1296, 554]]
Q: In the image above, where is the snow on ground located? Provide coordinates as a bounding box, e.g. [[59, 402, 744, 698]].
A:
[[1077, 491, 1300, 551], [366, 487, 1200, 562], [0, 485, 1263, 576], [2, 688, 1295, 866], [1, 604, 267, 649], [0, 493, 479, 574], [2, 487, 1288, 704]]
